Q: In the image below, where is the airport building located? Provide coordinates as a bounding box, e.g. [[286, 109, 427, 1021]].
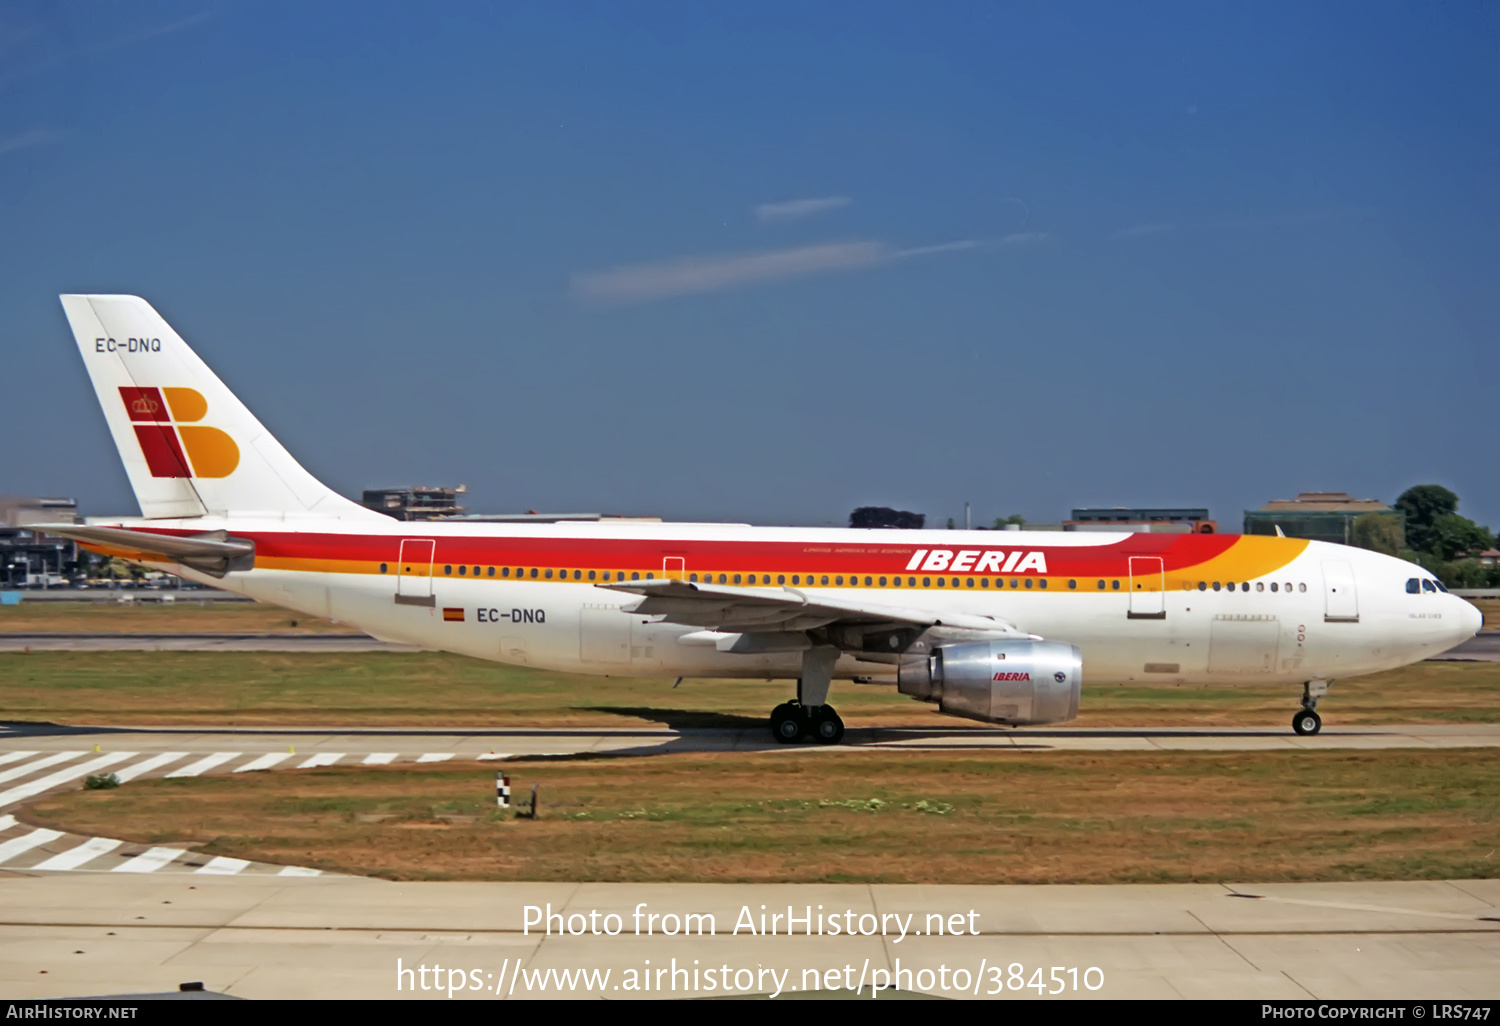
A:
[[1243, 491, 1404, 546], [1066, 507, 1218, 533], [0, 496, 80, 587]]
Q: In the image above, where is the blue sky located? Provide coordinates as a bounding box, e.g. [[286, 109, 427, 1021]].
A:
[[3, 1, 1496, 529]]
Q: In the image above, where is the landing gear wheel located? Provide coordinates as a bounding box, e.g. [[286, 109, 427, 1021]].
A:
[[1292, 709, 1322, 736], [770, 703, 805, 744], [809, 706, 844, 745]]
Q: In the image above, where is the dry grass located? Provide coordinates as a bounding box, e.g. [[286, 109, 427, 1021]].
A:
[[24, 750, 1500, 883], [0, 600, 349, 634], [0, 651, 1496, 728]]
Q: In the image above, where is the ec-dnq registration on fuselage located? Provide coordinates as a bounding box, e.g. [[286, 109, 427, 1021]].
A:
[[47, 295, 1481, 744]]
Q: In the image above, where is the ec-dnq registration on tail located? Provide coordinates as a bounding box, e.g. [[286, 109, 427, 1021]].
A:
[[47, 295, 1481, 742]]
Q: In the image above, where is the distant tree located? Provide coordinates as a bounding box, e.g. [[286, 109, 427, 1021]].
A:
[[849, 507, 925, 530], [1441, 559, 1489, 589], [992, 514, 1027, 529], [1396, 485, 1459, 553], [1351, 513, 1404, 556], [1427, 513, 1494, 562]]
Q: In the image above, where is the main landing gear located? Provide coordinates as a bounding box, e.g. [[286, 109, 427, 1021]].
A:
[[1292, 679, 1331, 736], [769, 644, 845, 745], [770, 702, 845, 744]]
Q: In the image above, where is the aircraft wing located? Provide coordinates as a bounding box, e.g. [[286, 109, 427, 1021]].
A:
[[598, 578, 1027, 636], [32, 524, 254, 578]]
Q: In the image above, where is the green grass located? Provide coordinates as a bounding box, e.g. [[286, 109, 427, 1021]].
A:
[[24, 749, 1500, 883], [2, 650, 1498, 727]]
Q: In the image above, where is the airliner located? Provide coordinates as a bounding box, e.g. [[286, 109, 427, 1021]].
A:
[[43, 295, 1481, 743]]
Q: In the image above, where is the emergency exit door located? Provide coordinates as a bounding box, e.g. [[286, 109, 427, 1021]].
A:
[[395, 538, 436, 607], [1128, 556, 1166, 619]]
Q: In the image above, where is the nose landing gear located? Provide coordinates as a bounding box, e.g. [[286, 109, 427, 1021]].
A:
[[1292, 679, 1331, 735]]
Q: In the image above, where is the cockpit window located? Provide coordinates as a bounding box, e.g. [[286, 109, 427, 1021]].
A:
[[1422, 579, 1437, 593], [1407, 578, 1421, 594], [1435, 580, 1449, 593]]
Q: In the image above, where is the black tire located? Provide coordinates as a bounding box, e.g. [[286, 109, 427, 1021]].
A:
[[1292, 709, 1322, 736], [810, 706, 845, 745], [771, 704, 805, 744]]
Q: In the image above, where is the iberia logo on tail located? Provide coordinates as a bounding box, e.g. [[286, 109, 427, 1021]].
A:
[[119, 386, 239, 478]]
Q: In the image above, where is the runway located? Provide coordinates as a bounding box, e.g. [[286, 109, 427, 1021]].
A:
[[0, 875, 1494, 999]]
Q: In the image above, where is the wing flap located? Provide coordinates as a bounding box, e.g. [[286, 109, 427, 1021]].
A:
[[599, 578, 1024, 635]]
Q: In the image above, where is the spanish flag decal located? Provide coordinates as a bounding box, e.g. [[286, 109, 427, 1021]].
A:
[[442, 607, 465, 622]]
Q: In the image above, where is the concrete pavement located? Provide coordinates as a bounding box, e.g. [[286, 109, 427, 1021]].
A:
[[0, 875, 1494, 999]]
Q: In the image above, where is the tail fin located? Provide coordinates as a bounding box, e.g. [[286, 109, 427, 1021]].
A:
[[60, 295, 381, 521]]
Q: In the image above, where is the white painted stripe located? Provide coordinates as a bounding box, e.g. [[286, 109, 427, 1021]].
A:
[[112, 846, 185, 873], [416, 753, 454, 763], [0, 751, 38, 768], [0, 828, 64, 865], [235, 753, 292, 773], [277, 865, 320, 877], [476, 752, 513, 761], [296, 753, 343, 769], [361, 753, 398, 765], [165, 752, 237, 778], [0, 751, 84, 785], [0, 752, 136, 810], [32, 836, 123, 871], [113, 752, 188, 783], [195, 855, 250, 875], [0, 815, 15, 831]]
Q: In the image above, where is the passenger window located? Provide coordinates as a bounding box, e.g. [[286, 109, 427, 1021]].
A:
[[1284, 582, 1291, 592], [1112, 580, 1120, 591], [791, 575, 799, 585], [530, 568, 538, 578], [1268, 582, 1276, 592], [1039, 579, 1047, 589], [1255, 581, 1263, 592], [379, 563, 387, 574], [1068, 579, 1076, 589], [587, 570, 595, 581], [966, 578, 975, 588], [880, 576, 888, 587], [646, 573, 654, 579], [1298, 583, 1306, 592], [1025, 579, 1033, 589], [1198, 582, 1206, 591], [1422, 579, 1436, 593], [937, 577, 945, 588], [719, 574, 727, 584], [779, 575, 786, 585], [689, 573, 698, 582], [821, 575, 830, 585], [1225, 582, 1233, 591], [488, 567, 496, 577], [544, 569, 553, 579], [1212, 582, 1220, 591], [979, 579, 987, 588], [951, 578, 959, 588], [908, 577, 916, 587], [459, 565, 468, 575], [444, 565, 453, 575], [922, 577, 931, 587], [734, 574, 742, 584], [1098, 580, 1106, 590], [836, 576, 844, 586], [1011, 579, 1020, 589], [600, 571, 608, 581]]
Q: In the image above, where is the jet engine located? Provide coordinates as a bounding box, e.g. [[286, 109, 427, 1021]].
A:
[[897, 640, 1081, 725]]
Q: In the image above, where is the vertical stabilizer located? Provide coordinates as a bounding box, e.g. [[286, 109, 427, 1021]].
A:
[[60, 295, 381, 520]]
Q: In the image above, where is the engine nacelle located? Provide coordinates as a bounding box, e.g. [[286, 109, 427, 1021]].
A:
[[898, 640, 1081, 725]]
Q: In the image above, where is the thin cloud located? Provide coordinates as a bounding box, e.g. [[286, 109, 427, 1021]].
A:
[[0, 129, 65, 157], [0, 9, 219, 86], [894, 239, 983, 259], [755, 196, 852, 222], [1112, 223, 1175, 240], [997, 231, 1051, 245], [575, 241, 889, 302]]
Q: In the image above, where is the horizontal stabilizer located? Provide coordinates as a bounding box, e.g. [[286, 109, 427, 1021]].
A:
[[35, 524, 254, 578]]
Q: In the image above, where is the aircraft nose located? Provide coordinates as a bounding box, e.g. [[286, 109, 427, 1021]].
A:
[[1459, 597, 1483, 638]]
